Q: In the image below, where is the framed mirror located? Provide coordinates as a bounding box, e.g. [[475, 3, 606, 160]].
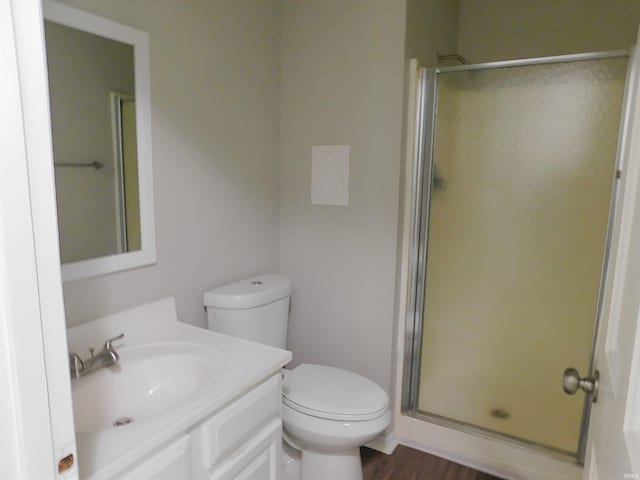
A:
[[44, 1, 156, 282]]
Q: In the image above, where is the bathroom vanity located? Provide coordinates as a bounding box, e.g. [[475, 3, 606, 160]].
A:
[[66, 298, 291, 479]]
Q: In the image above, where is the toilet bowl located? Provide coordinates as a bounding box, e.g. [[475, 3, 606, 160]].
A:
[[203, 274, 390, 480], [281, 364, 391, 480]]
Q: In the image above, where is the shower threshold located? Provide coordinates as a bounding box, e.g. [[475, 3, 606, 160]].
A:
[[406, 409, 580, 464]]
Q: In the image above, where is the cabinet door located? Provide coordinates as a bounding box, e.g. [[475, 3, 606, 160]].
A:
[[198, 374, 281, 471], [231, 445, 274, 480], [121, 435, 190, 480], [209, 419, 281, 480]]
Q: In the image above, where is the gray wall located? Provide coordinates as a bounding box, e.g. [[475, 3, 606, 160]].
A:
[[458, 0, 640, 63], [405, 0, 459, 67], [58, 0, 282, 328], [57, 0, 409, 397], [279, 0, 406, 391]]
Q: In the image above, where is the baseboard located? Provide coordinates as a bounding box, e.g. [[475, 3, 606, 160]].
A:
[[364, 430, 399, 455]]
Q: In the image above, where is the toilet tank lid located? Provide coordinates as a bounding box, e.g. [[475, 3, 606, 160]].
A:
[[204, 274, 291, 309]]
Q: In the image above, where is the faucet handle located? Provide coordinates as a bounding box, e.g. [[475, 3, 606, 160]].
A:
[[103, 333, 125, 351], [69, 353, 84, 378]]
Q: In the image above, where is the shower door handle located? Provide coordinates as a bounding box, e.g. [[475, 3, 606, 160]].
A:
[[562, 367, 599, 403]]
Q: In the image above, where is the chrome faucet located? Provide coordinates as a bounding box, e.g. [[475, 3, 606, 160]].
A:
[[68, 333, 125, 379]]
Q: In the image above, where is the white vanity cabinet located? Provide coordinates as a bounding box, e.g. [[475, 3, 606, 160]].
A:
[[202, 419, 281, 480], [120, 435, 192, 480], [192, 373, 282, 480], [67, 298, 292, 480], [118, 374, 282, 480]]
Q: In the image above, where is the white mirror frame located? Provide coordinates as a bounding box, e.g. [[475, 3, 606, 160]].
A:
[[44, 1, 156, 282]]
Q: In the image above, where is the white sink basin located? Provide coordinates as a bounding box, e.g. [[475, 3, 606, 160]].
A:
[[72, 342, 224, 434]]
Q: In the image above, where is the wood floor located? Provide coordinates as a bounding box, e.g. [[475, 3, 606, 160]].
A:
[[361, 445, 504, 480]]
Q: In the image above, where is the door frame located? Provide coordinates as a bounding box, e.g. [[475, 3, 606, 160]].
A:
[[0, 0, 77, 478]]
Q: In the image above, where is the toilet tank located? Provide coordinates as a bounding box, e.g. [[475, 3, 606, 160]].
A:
[[203, 273, 291, 349]]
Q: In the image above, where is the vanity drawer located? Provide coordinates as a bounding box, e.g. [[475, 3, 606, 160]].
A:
[[199, 374, 281, 470], [120, 435, 190, 480], [209, 418, 281, 480]]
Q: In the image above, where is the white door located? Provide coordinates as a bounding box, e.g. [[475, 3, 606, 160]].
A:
[[583, 29, 640, 480]]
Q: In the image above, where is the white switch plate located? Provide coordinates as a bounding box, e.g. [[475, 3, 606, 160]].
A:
[[311, 145, 349, 206]]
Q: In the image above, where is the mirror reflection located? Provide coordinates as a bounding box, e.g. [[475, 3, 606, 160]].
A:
[[45, 20, 141, 264]]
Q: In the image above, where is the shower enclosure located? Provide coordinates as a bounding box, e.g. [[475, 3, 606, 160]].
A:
[[402, 51, 630, 461]]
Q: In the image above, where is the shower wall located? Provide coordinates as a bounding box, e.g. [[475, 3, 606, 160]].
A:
[[405, 0, 459, 67], [458, 0, 640, 63], [417, 58, 627, 452]]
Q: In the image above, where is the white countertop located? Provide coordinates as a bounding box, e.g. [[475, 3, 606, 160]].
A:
[[66, 297, 291, 479]]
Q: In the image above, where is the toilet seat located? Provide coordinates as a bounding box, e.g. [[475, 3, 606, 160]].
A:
[[283, 364, 389, 422]]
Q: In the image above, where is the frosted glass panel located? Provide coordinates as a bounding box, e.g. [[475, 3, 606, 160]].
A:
[[417, 58, 627, 453]]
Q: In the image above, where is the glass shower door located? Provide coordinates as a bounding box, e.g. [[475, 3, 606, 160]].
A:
[[411, 56, 628, 456]]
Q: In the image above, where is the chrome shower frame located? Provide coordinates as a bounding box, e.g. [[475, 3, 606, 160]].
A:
[[401, 50, 631, 465]]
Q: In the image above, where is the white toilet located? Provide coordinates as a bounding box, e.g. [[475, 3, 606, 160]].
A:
[[204, 273, 391, 480]]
